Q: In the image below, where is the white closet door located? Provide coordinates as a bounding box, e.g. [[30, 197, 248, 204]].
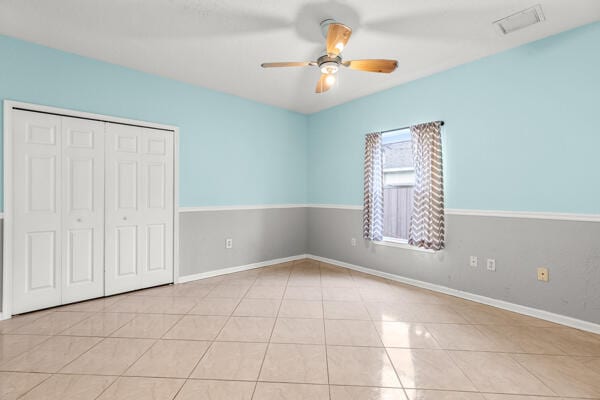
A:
[[105, 123, 174, 295], [61, 117, 105, 304], [140, 127, 174, 288], [12, 110, 63, 314]]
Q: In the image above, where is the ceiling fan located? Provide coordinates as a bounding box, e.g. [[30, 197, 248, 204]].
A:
[[261, 19, 398, 93]]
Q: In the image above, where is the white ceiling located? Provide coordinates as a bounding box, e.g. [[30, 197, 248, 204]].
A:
[[1, 0, 599, 114]]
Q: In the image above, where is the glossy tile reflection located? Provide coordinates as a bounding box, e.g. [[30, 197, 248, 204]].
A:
[[0, 258, 597, 400]]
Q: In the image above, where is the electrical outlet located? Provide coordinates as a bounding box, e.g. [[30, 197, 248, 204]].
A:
[[351, 238, 357, 247], [469, 256, 478, 267], [225, 238, 233, 249], [537, 267, 549, 282], [486, 258, 496, 271]]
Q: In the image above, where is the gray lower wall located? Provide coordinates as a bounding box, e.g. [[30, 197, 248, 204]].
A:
[[307, 208, 600, 324], [179, 208, 308, 277], [2, 208, 599, 325], [0, 219, 3, 309]]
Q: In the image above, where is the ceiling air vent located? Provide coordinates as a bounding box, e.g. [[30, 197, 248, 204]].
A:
[[494, 5, 545, 35]]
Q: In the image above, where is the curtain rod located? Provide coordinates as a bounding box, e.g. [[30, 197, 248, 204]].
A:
[[380, 120, 444, 134]]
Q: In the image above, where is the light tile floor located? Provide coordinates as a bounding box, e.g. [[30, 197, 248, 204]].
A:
[[0, 259, 599, 399]]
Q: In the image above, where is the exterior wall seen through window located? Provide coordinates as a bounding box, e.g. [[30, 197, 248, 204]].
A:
[[382, 129, 414, 241]]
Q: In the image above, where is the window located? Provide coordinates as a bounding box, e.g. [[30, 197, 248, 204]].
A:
[[363, 121, 444, 250], [382, 129, 414, 242]]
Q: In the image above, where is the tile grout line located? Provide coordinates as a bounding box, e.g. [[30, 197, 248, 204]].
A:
[[430, 344, 481, 395], [76, 334, 164, 399], [191, 272, 261, 395], [355, 270, 560, 397], [13, 370, 54, 399], [63, 305, 188, 399], [19, 334, 115, 400], [0, 334, 56, 368], [4, 372, 575, 395], [506, 352, 562, 397], [170, 276, 250, 399], [64, 308, 137, 337], [249, 262, 292, 399], [2, 309, 57, 335], [319, 262, 334, 400], [0, 296, 138, 397], [10, 310, 95, 337], [91, 282, 227, 399], [15, 285, 207, 399], [353, 267, 411, 399]]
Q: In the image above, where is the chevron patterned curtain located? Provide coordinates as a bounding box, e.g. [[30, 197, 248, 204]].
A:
[[408, 122, 445, 250], [363, 132, 384, 241]]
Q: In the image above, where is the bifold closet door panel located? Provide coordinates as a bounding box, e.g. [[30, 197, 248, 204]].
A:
[[105, 123, 174, 295], [105, 123, 142, 295], [61, 116, 105, 304], [12, 110, 63, 314], [140, 127, 174, 289]]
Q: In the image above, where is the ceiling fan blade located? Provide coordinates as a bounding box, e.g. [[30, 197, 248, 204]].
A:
[[261, 62, 316, 68], [326, 23, 352, 56], [343, 59, 398, 73], [315, 74, 335, 93]]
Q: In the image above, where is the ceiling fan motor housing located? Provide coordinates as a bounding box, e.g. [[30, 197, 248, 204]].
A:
[[318, 54, 342, 74]]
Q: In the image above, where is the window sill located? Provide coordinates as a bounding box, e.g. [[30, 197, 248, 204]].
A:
[[373, 238, 436, 253]]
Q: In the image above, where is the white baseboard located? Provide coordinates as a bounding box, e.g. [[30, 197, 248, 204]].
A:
[[166, 251, 600, 334], [307, 254, 600, 334], [177, 254, 309, 283]]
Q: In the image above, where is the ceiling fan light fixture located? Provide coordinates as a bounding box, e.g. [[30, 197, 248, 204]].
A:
[[320, 61, 339, 75], [325, 74, 336, 86]]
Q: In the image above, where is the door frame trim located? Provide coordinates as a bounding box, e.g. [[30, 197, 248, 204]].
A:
[[2, 100, 180, 319]]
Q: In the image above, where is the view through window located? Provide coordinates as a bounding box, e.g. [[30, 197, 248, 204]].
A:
[[382, 129, 414, 241]]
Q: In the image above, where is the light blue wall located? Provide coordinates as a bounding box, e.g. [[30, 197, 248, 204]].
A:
[[3, 22, 599, 214], [308, 22, 600, 214], [0, 35, 308, 209]]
